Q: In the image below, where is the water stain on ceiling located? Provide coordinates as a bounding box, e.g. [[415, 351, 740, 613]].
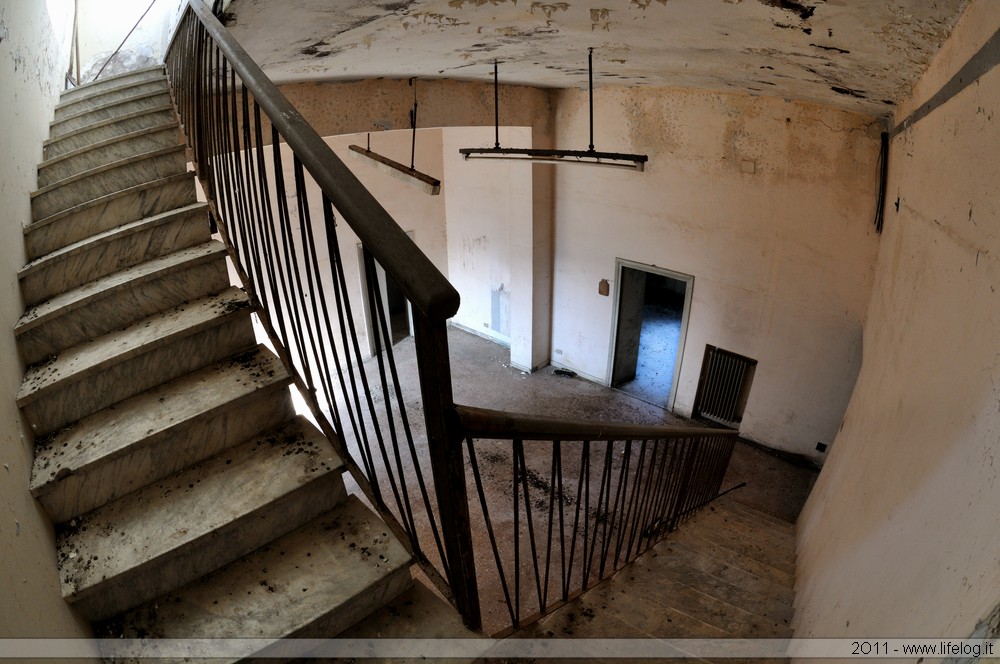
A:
[[224, 0, 970, 117]]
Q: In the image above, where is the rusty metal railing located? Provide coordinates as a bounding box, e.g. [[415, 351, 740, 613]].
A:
[[165, 0, 739, 634]]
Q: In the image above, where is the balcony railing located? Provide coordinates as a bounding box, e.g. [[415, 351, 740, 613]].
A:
[[165, 0, 737, 634]]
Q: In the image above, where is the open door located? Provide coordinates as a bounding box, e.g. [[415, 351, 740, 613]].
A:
[[611, 267, 646, 386], [359, 236, 415, 356], [609, 261, 693, 410]]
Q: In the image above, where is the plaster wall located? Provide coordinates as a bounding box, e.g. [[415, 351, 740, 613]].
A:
[[548, 86, 881, 459], [795, 0, 1000, 640], [441, 126, 534, 363], [75, 0, 181, 79], [280, 79, 554, 148], [252, 128, 448, 374], [0, 0, 97, 649]]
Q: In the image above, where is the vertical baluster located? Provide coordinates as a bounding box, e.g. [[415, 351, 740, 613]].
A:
[[467, 438, 514, 627], [320, 198, 382, 500], [361, 248, 418, 542]]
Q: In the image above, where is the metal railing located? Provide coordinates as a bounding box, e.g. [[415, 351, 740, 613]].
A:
[[164, 0, 738, 635], [165, 0, 479, 626], [457, 406, 738, 634]]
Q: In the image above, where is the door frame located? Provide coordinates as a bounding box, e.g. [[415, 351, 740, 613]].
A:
[[606, 258, 694, 412]]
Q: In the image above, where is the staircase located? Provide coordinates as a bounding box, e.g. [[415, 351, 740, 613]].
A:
[[514, 494, 796, 658], [15, 66, 422, 658]]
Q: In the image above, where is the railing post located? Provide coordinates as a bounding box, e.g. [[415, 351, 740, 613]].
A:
[[412, 312, 481, 631]]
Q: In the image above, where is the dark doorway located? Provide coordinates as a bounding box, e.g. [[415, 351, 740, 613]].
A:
[[611, 264, 691, 408], [360, 240, 414, 355]]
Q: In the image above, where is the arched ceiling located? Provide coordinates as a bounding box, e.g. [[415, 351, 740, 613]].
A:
[[224, 0, 970, 118]]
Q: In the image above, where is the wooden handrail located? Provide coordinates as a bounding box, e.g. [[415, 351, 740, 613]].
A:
[[455, 404, 738, 441], [183, 1, 460, 321]]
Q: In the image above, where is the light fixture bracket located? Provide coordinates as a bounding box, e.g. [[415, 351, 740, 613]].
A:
[[460, 50, 648, 172]]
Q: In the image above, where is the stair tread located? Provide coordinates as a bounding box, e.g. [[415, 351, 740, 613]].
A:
[[699, 510, 796, 560], [15, 241, 227, 336], [42, 104, 177, 159], [57, 417, 345, 604], [16, 287, 249, 407], [55, 79, 168, 120], [717, 496, 796, 531], [706, 505, 796, 562], [669, 530, 796, 597], [30, 346, 290, 498], [707, 501, 796, 537], [19, 202, 207, 278], [59, 67, 165, 103], [682, 511, 796, 575], [339, 579, 479, 639], [641, 542, 795, 625], [51, 89, 172, 130], [39, 121, 179, 169], [31, 144, 186, 197], [97, 495, 411, 646], [25, 171, 195, 233]]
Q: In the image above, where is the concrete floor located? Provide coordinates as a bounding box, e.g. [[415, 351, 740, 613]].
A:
[[333, 326, 816, 635], [617, 304, 682, 408]]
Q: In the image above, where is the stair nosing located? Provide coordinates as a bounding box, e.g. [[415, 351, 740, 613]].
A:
[[24, 171, 195, 234], [59, 66, 166, 103], [55, 78, 168, 117], [100, 496, 411, 648], [43, 104, 175, 148], [51, 90, 173, 130], [669, 529, 797, 593], [32, 144, 186, 197], [16, 287, 250, 407], [15, 241, 227, 336], [653, 576, 794, 637], [38, 122, 180, 172], [59, 419, 344, 604], [18, 202, 208, 279], [656, 555, 796, 623], [30, 349, 294, 499]]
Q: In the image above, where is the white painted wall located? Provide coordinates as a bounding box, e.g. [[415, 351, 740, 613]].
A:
[[795, 0, 1000, 641], [0, 0, 98, 650], [547, 86, 881, 459], [441, 126, 536, 369], [76, 0, 182, 80]]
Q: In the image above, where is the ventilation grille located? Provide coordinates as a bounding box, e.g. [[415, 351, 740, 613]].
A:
[[693, 345, 757, 429]]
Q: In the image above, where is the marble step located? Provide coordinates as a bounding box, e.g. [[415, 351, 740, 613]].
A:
[[96, 495, 411, 663], [335, 578, 481, 641], [31, 144, 187, 221], [50, 89, 173, 139], [57, 416, 348, 621], [16, 287, 255, 436], [59, 66, 165, 105], [304, 579, 481, 662], [718, 497, 796, 533], [686, 511, 796, 576], [30, 346, 295, 524], [655, 576, 791, 638], [525, 587, 728, 641], [25, 171, 197, 261], [38, 122, 181, 188], [669, 530, 796, 600], [16, 241, 230, 365], [54, 77, 168, 122], [44, 105, 176, 161], [641, 540, 795, 628], [702, 503, 796, 553], [19, 202, 211, 307]]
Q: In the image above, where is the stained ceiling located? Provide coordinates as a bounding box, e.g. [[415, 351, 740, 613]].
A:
[[223, 0, 970, 118]]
